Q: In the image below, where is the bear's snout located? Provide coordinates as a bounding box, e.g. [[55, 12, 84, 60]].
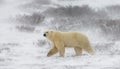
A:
[[43, 33, 46, 37]]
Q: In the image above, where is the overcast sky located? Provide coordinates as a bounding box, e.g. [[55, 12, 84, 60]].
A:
[[1, 0, 120, 8]]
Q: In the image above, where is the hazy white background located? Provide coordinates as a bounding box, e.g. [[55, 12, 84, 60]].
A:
[[0, 0, 120, 69]]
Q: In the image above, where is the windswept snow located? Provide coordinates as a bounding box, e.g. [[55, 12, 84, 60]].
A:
[[52, 0, 120, 8], [0, 0, 120, 69]]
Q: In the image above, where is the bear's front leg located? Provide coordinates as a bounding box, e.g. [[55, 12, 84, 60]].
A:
[[47, 46, 58, 57], [55, 41, 65, 57], [58, 47, 65, 57]]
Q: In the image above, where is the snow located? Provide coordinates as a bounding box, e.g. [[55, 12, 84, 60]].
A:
[[0, 24, 120, 69], [0, 0, 120, 69]]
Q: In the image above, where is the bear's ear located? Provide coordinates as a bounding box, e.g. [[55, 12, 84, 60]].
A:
[[51, 30, 53, 33], [49, 30, 53, 34], [50, 30, 54, 38]]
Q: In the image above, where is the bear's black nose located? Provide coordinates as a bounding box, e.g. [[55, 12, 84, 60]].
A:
[[43, 34, 46, 37]]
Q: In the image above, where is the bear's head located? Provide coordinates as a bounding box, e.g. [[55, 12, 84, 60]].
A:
[[43, 30, 54, 40]]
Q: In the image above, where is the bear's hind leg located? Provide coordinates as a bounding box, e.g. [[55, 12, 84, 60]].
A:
[[83, 45, 95, 55], [74, 47, 82, 56], [47, 47, 58, 57]]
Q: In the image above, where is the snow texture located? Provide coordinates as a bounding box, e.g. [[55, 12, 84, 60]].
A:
[[0, 0, 120, 69]]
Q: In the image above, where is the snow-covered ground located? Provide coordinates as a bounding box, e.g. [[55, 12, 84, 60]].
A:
[[0, 0, 120, 69]]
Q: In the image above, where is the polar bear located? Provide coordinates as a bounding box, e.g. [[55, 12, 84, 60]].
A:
[[43, 30, 95, 57]]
